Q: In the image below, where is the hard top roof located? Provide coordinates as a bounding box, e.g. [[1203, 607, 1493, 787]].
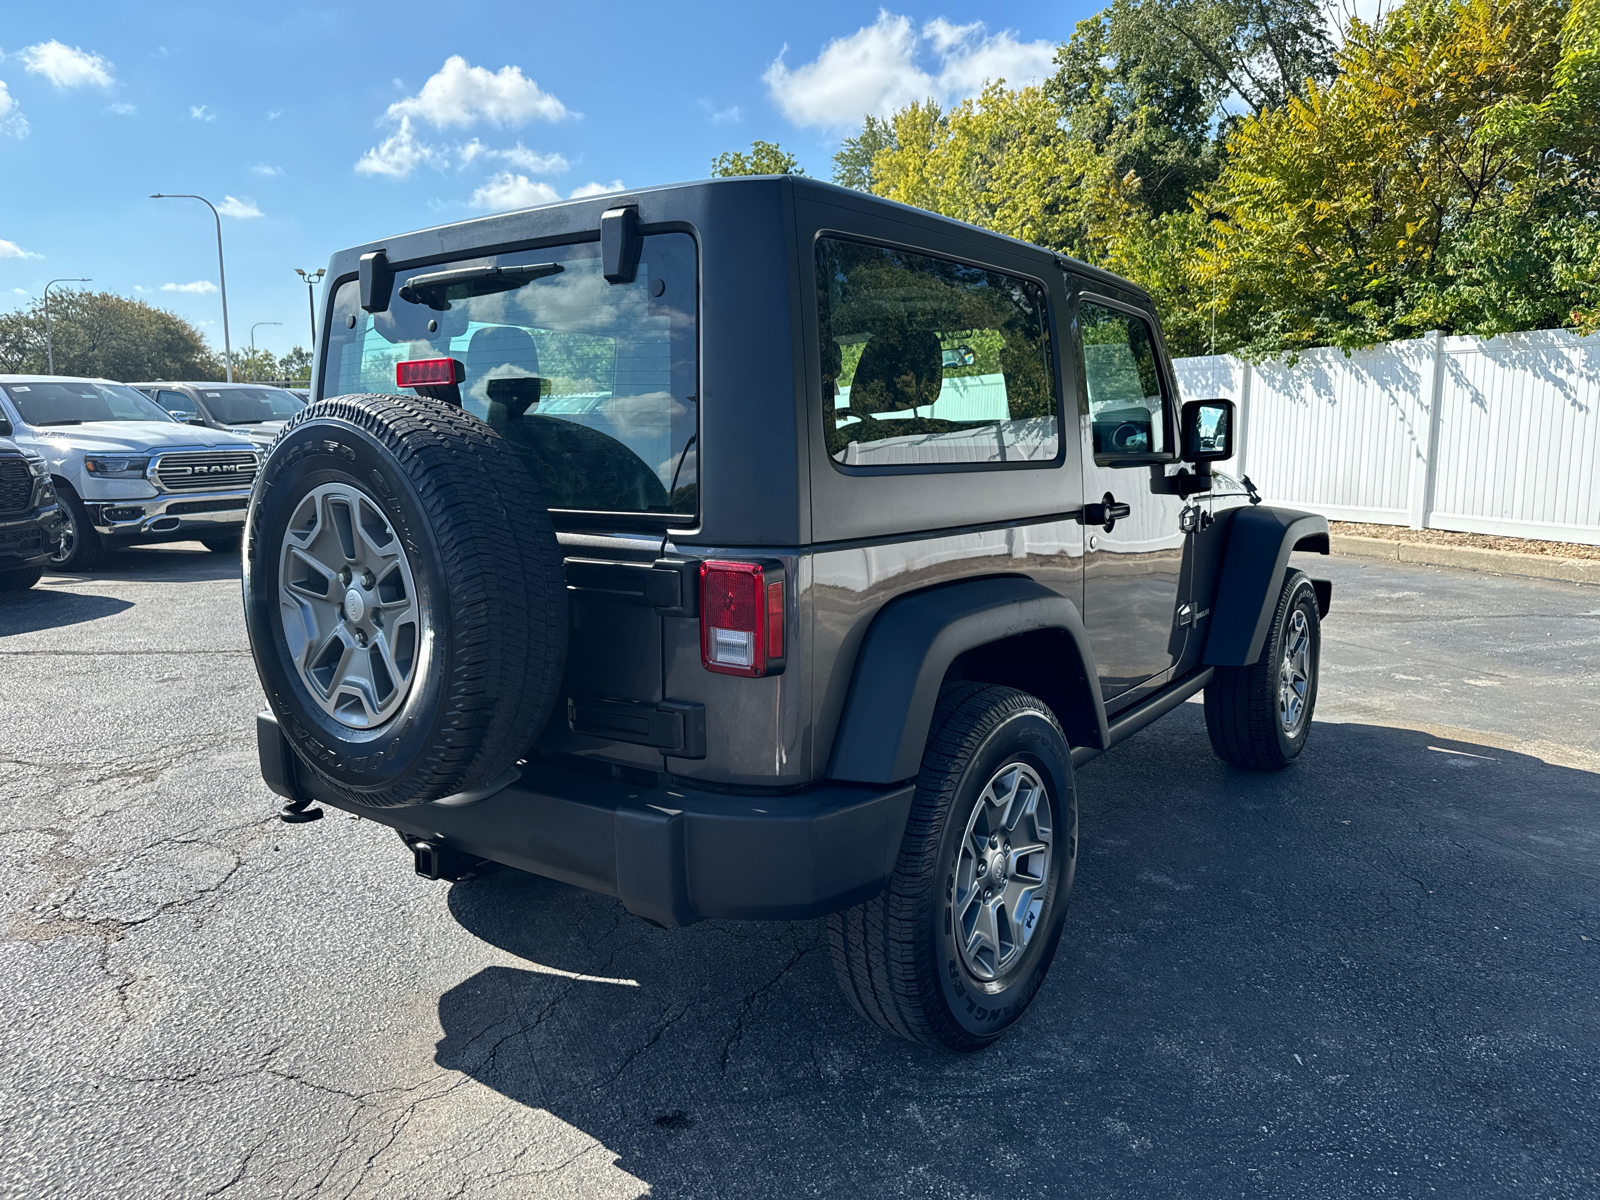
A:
[[327, 175, 1149, 302]]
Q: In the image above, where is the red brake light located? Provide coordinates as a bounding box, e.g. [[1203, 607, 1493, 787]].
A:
[[700, 561, 785, 677], [396, 357, 463, 388]]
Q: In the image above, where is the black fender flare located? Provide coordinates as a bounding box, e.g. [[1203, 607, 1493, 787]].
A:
[[827, 576, 1108, 785], [1202, 506, 1330, 667]]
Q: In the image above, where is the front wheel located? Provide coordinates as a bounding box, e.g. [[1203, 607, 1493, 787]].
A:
[[49, 483, 105, 572], [1205, 569, 1321, 770], [829, 683, 1077, 1051]]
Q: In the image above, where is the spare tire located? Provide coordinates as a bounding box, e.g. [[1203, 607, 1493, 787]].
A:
[[243, 393, 567, 808]]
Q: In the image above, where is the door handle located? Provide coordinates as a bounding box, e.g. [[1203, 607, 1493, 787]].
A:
[[1081, 492, 1132, 532]]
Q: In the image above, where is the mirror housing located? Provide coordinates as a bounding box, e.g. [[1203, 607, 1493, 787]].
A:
[[0, 415, 11, 437]]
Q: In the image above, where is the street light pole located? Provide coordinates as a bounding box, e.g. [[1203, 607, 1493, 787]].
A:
[[151, 193, 235, 382], [43, 278, 91, 374], [294, 268, 325, 348], [250, 321, 282, 354]]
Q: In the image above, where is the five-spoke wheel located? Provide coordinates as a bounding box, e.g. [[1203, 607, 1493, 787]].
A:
[[278, 481, 424, 729], [951, 762, 1053, 983]]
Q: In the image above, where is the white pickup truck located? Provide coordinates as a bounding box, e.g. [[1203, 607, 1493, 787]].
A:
[[0, 375, 259, 570]]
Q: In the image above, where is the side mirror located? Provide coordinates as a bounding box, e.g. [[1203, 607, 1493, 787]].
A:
[[0, 416, 12, 437], [1181, 399, 1235, 463]]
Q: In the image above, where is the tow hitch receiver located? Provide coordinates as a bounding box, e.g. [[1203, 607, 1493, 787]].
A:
[[409, 838, 498, 882]]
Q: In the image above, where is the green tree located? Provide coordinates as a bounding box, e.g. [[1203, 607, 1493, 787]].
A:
[[0, 290, 221, 380], [1205, 0, 1598, 353], [833, 115, 897, 190], [711, 140, 807, 177], [229, 347, 281, 382], [277, 346, 314, 383]]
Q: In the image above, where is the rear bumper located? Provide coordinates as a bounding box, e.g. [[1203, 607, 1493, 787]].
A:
[[90, 489, 250, 540], [257, 712, 914, 927], [0, 503, 65, 568]]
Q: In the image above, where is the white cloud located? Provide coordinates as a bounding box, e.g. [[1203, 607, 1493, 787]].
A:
[[698, 98, 742, 125], [12, 287, 28, 296], [386, 56, 568, 128], [763, 12, 1055, 129], [250, 163, 283, 177], [133, 285, 149, 293], [490, 142, 567, 173], [20, 40, 114, 89], [469, 172, 560, 211], [106, 101, 136, 115], [190, 104, 216, 121], [216, 195, 263, 219], [162, 280, 218, 294], [0, 81, 26, 138], [267, 109, 282, 121], [0, 238, 41, 259], [356, 116, 444, 178], [570, 180, 625, 198]]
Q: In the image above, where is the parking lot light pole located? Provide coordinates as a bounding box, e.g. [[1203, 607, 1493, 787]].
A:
[[151, 193, 235, 382], [250, 321, 282, 354], [294, 268, 326, 347], [43, 278, 92, 375]]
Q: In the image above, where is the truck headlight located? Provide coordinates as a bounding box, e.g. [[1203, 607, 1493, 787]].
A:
[[83, 456, 152, 478], [23, 453, 48, 478]]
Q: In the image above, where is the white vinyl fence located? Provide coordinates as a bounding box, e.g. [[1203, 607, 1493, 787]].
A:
[[1174, 329, 1600, 546]]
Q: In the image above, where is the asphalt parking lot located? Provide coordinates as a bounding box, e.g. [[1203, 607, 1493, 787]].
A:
[[1, 548, 1596, 1199]]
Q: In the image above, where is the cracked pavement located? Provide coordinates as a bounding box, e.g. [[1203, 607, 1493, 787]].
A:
[[1, 545, 1597, 1198]]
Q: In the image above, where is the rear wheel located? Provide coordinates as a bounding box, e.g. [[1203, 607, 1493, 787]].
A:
[[243, 392, 568, 809], [49, 483, 104, 572], [829, 683, 1077, 1051], [1205, 569, 1321, 770], [0, 565, 43, 591]]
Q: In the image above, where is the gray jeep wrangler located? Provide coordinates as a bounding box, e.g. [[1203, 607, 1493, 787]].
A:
[[247, 177, 1329, 1051]]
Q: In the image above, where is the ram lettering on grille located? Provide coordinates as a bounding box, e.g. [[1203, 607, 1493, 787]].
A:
[[154, 452, 258, 492]]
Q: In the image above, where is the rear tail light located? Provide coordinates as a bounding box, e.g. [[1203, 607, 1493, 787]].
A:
[[700, 560, 786, 677]]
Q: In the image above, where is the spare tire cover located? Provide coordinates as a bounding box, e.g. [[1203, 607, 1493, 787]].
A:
[[244, 392, 567, 808]]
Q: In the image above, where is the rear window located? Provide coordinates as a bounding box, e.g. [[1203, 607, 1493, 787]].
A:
[[2, 381, 177, 426], [322, 233, 698, 517], [815, 238, 1058, 469]]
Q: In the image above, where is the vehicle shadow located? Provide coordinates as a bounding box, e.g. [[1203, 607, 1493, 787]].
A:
[[0, 587, 133, 635], [51, 543, 242, 586], [436, 710, 1600, 1198]]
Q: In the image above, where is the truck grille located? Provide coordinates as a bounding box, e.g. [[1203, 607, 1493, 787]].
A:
[[0, 528, 42, 553], [154, 451, 257, 492], [0, 458, 31, 515]]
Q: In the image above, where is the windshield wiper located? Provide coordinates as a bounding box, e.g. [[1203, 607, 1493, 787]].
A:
[[227, 419, 268, 425], [36, 420, 84, 426], [398, 262, 564, 310]]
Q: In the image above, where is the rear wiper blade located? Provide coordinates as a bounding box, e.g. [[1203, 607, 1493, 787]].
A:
[[398, 262, 564, 310]]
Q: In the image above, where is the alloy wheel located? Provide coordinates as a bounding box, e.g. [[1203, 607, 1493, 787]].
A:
[[277, 482, 426, 729], [950, 761, 1054, 983]]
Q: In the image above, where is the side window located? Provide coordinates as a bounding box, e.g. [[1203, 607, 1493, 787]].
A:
[[159, 390, 197, 419], [816, 238, 1058, 468], [1078, 300, 1171, 458]]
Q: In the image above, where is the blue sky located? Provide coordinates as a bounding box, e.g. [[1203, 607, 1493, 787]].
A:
[[0, 3, 1094, 364]]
